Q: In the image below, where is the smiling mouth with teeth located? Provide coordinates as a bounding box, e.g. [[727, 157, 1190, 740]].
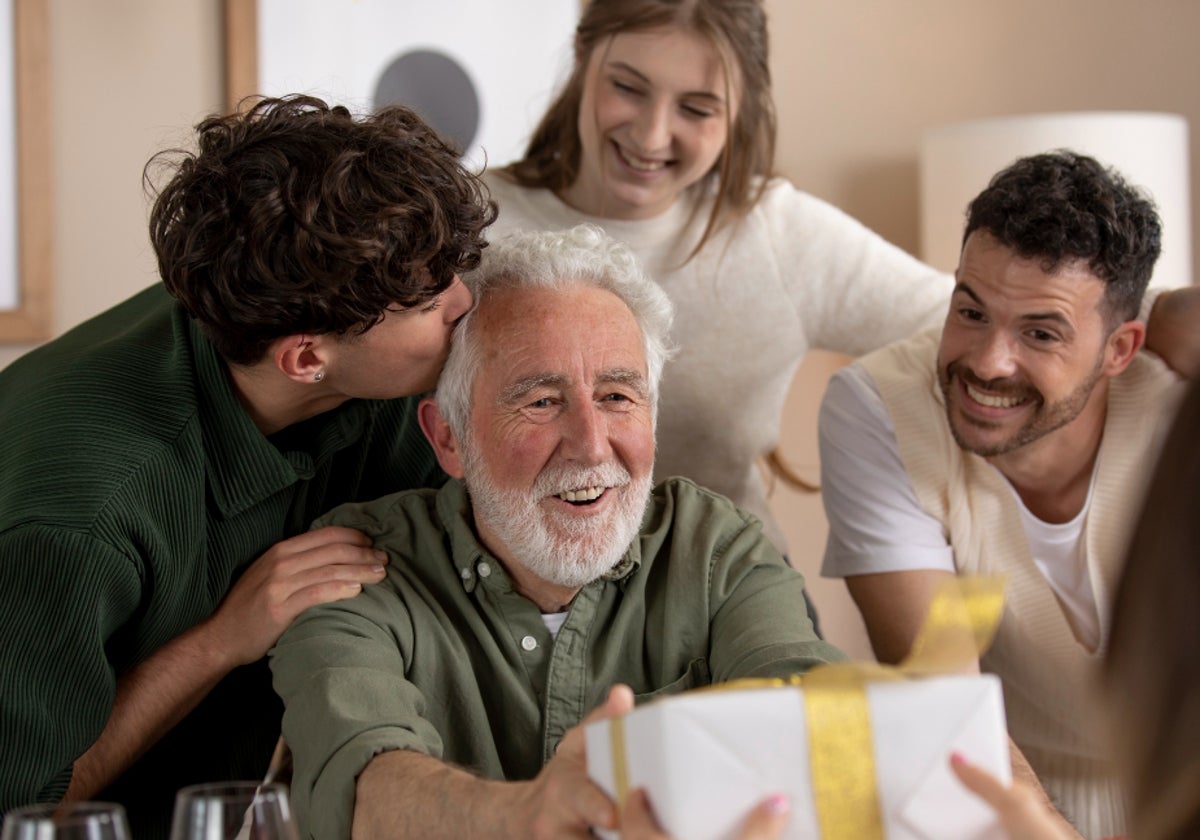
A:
[[614, 143, 669, 172], [557, 486, 607, 505], [965, 382, 1028, 409]]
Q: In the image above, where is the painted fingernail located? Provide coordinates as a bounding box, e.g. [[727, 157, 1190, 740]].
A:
[[950, 751, 966, 766], [766, 793, 790, 815]]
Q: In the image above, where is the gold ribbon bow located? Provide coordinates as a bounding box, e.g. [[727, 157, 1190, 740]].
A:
[[804, 575, 1006, 840], [608, 574, 1007, 839]]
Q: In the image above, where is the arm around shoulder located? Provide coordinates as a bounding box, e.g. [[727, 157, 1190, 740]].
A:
[[1145, 285, 1200, 378]]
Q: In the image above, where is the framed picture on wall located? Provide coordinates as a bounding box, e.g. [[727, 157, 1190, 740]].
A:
[[1, 0, 52, 342], [223, 0, 579, 171]]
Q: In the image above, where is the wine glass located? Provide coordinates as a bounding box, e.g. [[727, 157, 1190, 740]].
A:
[[168, 782, 298, 840], [1, 802, 131, 840]]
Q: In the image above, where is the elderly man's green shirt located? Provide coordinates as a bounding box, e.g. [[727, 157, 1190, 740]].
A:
[[271, 477, 841, 840]]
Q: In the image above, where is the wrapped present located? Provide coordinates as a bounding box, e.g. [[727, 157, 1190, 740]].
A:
[[585, 577, 1012, 840], [586, 673, 1009, 840]]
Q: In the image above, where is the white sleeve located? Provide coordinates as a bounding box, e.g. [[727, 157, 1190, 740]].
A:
[[760, 181, 953, 358], [818, 364, 956, 577]]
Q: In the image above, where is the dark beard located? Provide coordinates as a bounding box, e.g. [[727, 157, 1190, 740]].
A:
[[938, 358, 1104, 457]]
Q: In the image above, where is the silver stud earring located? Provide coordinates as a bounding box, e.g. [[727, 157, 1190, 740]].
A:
[[313, 371, 325, 382]]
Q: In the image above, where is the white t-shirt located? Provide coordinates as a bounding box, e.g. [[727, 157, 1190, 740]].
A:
[[541, 610, 569, 639], [819, 363, 1100, 649]]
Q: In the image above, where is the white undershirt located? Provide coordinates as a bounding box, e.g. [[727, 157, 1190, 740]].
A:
[[820, 363, 1101, 650], [1011, 473, 1100, 648], [541, 611, 568, 639]]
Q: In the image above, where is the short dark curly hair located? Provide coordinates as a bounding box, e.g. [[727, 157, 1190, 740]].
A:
[[146, 95, 497, 365], [964, 150, 1161, 324]]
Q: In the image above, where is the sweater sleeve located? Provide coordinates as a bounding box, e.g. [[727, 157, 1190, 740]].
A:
[[761, 180, 953, 357], [0, 524, 142, 813]]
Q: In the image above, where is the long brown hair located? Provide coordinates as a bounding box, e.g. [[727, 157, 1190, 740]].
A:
[[503, 0, 775, 258], [1104, 377, 1200, 840]]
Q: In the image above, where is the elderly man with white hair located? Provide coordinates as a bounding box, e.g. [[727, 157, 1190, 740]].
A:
[[270, 224, 839, 839]]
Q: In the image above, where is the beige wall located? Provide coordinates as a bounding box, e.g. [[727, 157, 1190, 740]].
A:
[[7, 0, 1200, 656], [769, 1, 1200, 272], [0, 0, 221, 370]]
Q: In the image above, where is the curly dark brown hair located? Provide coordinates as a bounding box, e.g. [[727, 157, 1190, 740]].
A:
[[146, 95, 497, 365], [964, 150, 1161, 324]]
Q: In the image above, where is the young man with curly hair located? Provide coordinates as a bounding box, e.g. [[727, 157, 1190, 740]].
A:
[[0, 96, 495, 838]]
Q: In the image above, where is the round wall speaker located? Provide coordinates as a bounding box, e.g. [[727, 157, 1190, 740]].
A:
[[256, 0, 578, 168]]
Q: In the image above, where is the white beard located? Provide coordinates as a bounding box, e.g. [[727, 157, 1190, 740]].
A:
[[460, 441, 651, 590]]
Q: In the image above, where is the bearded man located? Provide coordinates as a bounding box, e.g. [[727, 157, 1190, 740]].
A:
[[819, 151, 1185, 840], [270, 224, 839, 840]]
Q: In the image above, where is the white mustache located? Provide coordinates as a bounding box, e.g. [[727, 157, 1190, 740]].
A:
[[533, 460, 631, 497]]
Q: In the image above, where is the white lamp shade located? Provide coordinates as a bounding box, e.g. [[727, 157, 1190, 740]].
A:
[[920, 112, 1192, 288]]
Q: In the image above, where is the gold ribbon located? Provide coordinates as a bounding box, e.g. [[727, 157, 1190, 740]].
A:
[[607, 575, 1007, 837], [803, 575, 1006, 840], [609, 715, 630, 811]]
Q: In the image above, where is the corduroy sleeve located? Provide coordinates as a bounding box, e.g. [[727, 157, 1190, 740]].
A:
[[0, 523, 142, 814]]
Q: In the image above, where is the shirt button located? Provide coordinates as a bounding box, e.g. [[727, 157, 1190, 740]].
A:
[[459, 567, 471, 580], [521, 635, 538, 652], [477, 561, 492, 578]]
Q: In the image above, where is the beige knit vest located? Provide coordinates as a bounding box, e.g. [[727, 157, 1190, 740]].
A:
[[860, 327, 1182, 839]]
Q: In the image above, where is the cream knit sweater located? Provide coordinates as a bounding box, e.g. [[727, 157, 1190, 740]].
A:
[[861, 327, 1183, 839], [483, 173, 951, 552]]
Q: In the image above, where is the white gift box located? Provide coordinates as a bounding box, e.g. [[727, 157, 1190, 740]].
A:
[[586, 674, 1010, 840]]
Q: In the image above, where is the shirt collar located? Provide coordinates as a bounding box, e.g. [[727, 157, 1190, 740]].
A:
[[186, 313, 371, 519]]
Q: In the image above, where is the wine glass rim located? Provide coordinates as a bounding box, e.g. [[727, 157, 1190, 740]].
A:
[[4, 802, 128, 823], [174, 781, 287, 798], [168, 781, 297, 840]]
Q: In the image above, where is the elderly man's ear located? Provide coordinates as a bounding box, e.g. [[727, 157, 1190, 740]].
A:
[[418, 397, 466, 479]]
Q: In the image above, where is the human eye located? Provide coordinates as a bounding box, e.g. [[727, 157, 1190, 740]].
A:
[[956, 306, 986, 323], [681, 101, 717, 119], [514, 395, 561, 424], [519, 388, 568, 416], [598, 388, 642, 412], [611, 78, 643, 96], [1025, 327, 1060, 344], [420, 298, 442, 314]]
